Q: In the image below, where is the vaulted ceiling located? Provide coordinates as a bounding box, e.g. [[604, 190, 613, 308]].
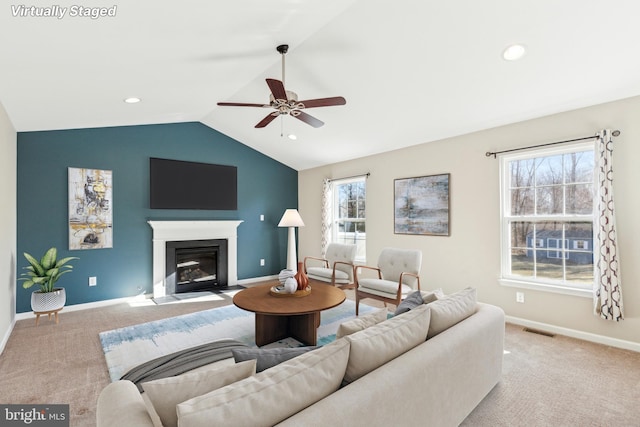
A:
[[2, 1, 639, 170]]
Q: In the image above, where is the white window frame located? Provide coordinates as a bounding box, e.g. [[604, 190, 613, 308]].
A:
[[331, 177, 366, 263], [499, 141, 595, 298]]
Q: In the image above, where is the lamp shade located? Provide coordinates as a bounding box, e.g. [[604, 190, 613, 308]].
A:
[[278, 209, 305, 227]]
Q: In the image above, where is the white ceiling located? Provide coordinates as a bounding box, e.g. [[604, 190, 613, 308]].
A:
[[2, 0, 639, 170]]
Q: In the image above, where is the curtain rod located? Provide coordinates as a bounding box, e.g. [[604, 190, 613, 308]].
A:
[[328, 172, 370, 182], [485, 130, 621, 159]]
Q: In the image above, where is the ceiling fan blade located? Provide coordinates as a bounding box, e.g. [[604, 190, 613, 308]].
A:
[[266, 78, 288, 101], [297, 97, 346, 109], [255, 113, 279, 128], [217, 102, 270, 108], [293, 111, 324, 128]]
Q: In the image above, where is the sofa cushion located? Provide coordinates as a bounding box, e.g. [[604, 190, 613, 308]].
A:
[[97, 380, 155, 427], [231, 346, 317, 372], [176, 338, 350, 427], [427, 287, 477, 339], [336, 308, 388, 338], [141, 359, 256, 427], [343, 304, 431, 385]]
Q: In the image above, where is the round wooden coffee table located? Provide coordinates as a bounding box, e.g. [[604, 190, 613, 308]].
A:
[[233, 281, 346, 346]]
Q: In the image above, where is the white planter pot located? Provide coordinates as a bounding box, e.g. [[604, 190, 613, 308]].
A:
[[31, 288, 66, 312]]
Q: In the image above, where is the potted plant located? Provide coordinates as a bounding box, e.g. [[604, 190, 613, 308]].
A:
[[18, 247, 78, 312]]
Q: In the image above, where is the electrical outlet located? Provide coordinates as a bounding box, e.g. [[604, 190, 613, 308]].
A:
[[89, 276, 97, 287], [516, 291, 525, 303], [260, 214, 264, 221], [260, 259, 265, 266]]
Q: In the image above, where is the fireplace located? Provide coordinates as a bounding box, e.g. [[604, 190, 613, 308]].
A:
[[165, 239, 228, 294], [148, 220, 243, 298]]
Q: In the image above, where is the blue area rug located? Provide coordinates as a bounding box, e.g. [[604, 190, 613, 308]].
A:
[[99, 299, 377, 381]]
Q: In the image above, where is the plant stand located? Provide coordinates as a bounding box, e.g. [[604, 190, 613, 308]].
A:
[[34, 307, 63, 326]]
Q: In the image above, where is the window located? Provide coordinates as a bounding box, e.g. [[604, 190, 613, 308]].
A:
[[500, 142, 595, 296], [332, 177, 366, 262], [546, 239, 569, 259], [573, 240, 589, 250]]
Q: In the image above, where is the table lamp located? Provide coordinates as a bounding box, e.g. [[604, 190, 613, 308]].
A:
[[278, 209, 305, 271]]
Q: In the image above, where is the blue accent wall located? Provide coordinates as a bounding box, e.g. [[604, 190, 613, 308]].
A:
[[16, 122, 297, 313]]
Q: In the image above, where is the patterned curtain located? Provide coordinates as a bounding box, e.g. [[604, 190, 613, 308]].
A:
[[321, 178, 332, 258], [594, 129, 624, 321]]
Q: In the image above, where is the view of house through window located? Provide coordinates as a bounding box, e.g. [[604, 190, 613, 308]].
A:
[[500, 143, 595, 292], [332, 177, 366, 262]]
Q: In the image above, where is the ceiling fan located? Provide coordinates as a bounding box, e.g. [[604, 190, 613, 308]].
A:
[[217, 44, 346, 128]]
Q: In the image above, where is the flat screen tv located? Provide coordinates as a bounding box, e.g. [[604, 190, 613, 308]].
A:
[[150, 157, 237, 210]]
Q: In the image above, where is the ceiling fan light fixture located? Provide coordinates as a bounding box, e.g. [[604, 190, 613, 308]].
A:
[[217, 44, 346, 129], [502, 44, 526, 61]]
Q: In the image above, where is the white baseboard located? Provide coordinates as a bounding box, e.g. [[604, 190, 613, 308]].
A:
[[0, 318, 16, 356], [13, 277, 279, 321], [237, 275, 277, 285], [505, 315, 640, 353], [14, 295, 148, 322]]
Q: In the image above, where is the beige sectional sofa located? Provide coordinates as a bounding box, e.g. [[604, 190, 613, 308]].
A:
[[97, 288, 505, 427]]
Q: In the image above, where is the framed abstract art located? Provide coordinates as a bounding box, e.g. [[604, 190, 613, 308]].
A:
[[394, 173, 450, 236], [68, 167, 113, 250]]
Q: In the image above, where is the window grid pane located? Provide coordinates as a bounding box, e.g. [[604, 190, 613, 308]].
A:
[[503, 146, 595, 289], [333, 179, 366, 260]]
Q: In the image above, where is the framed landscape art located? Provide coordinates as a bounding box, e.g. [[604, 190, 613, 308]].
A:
[[394, 173, 450, 236]]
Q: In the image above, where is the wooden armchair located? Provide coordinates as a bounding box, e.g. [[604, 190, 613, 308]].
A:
[[355, 247, 422, 315], [304, 243, 357, 289]]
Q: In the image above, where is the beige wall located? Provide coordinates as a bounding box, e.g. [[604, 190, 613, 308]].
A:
[[0, 100, 16, 353], [299, 95, 639, 346]]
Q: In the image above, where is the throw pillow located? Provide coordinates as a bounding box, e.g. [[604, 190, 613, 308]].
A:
[[176, 338, 350, 427], [427, 287, 477, 339], [141, 359, 256, 427], [343, 304, 431, 385], [394, 290, 425, 315], [336, 307, 388, 338], [231, 346, 317, 372]]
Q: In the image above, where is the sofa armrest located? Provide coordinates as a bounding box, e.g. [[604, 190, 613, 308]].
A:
[[97, 380, 155, 427]]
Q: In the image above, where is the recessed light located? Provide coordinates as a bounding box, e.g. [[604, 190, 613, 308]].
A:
[[124, 97, 141, 104], [502, 44, 526, 61], [287, 134, 297, 140]]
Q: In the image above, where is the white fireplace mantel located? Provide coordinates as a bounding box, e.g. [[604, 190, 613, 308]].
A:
[[148, 220, 243, 298]]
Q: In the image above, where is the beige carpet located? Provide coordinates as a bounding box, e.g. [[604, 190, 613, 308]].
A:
[[1, 288, 638, 427], [462, 323, 640, 426]]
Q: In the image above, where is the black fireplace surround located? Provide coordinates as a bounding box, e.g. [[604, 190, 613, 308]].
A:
[[165, 239, 228, 294]]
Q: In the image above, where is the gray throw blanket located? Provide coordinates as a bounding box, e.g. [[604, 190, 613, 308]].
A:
[[120, 338, 249, 391]]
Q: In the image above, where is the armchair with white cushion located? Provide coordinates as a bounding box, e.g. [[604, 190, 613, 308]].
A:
[[303, 243, 357, 289], [355, 247, 422, 315]]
